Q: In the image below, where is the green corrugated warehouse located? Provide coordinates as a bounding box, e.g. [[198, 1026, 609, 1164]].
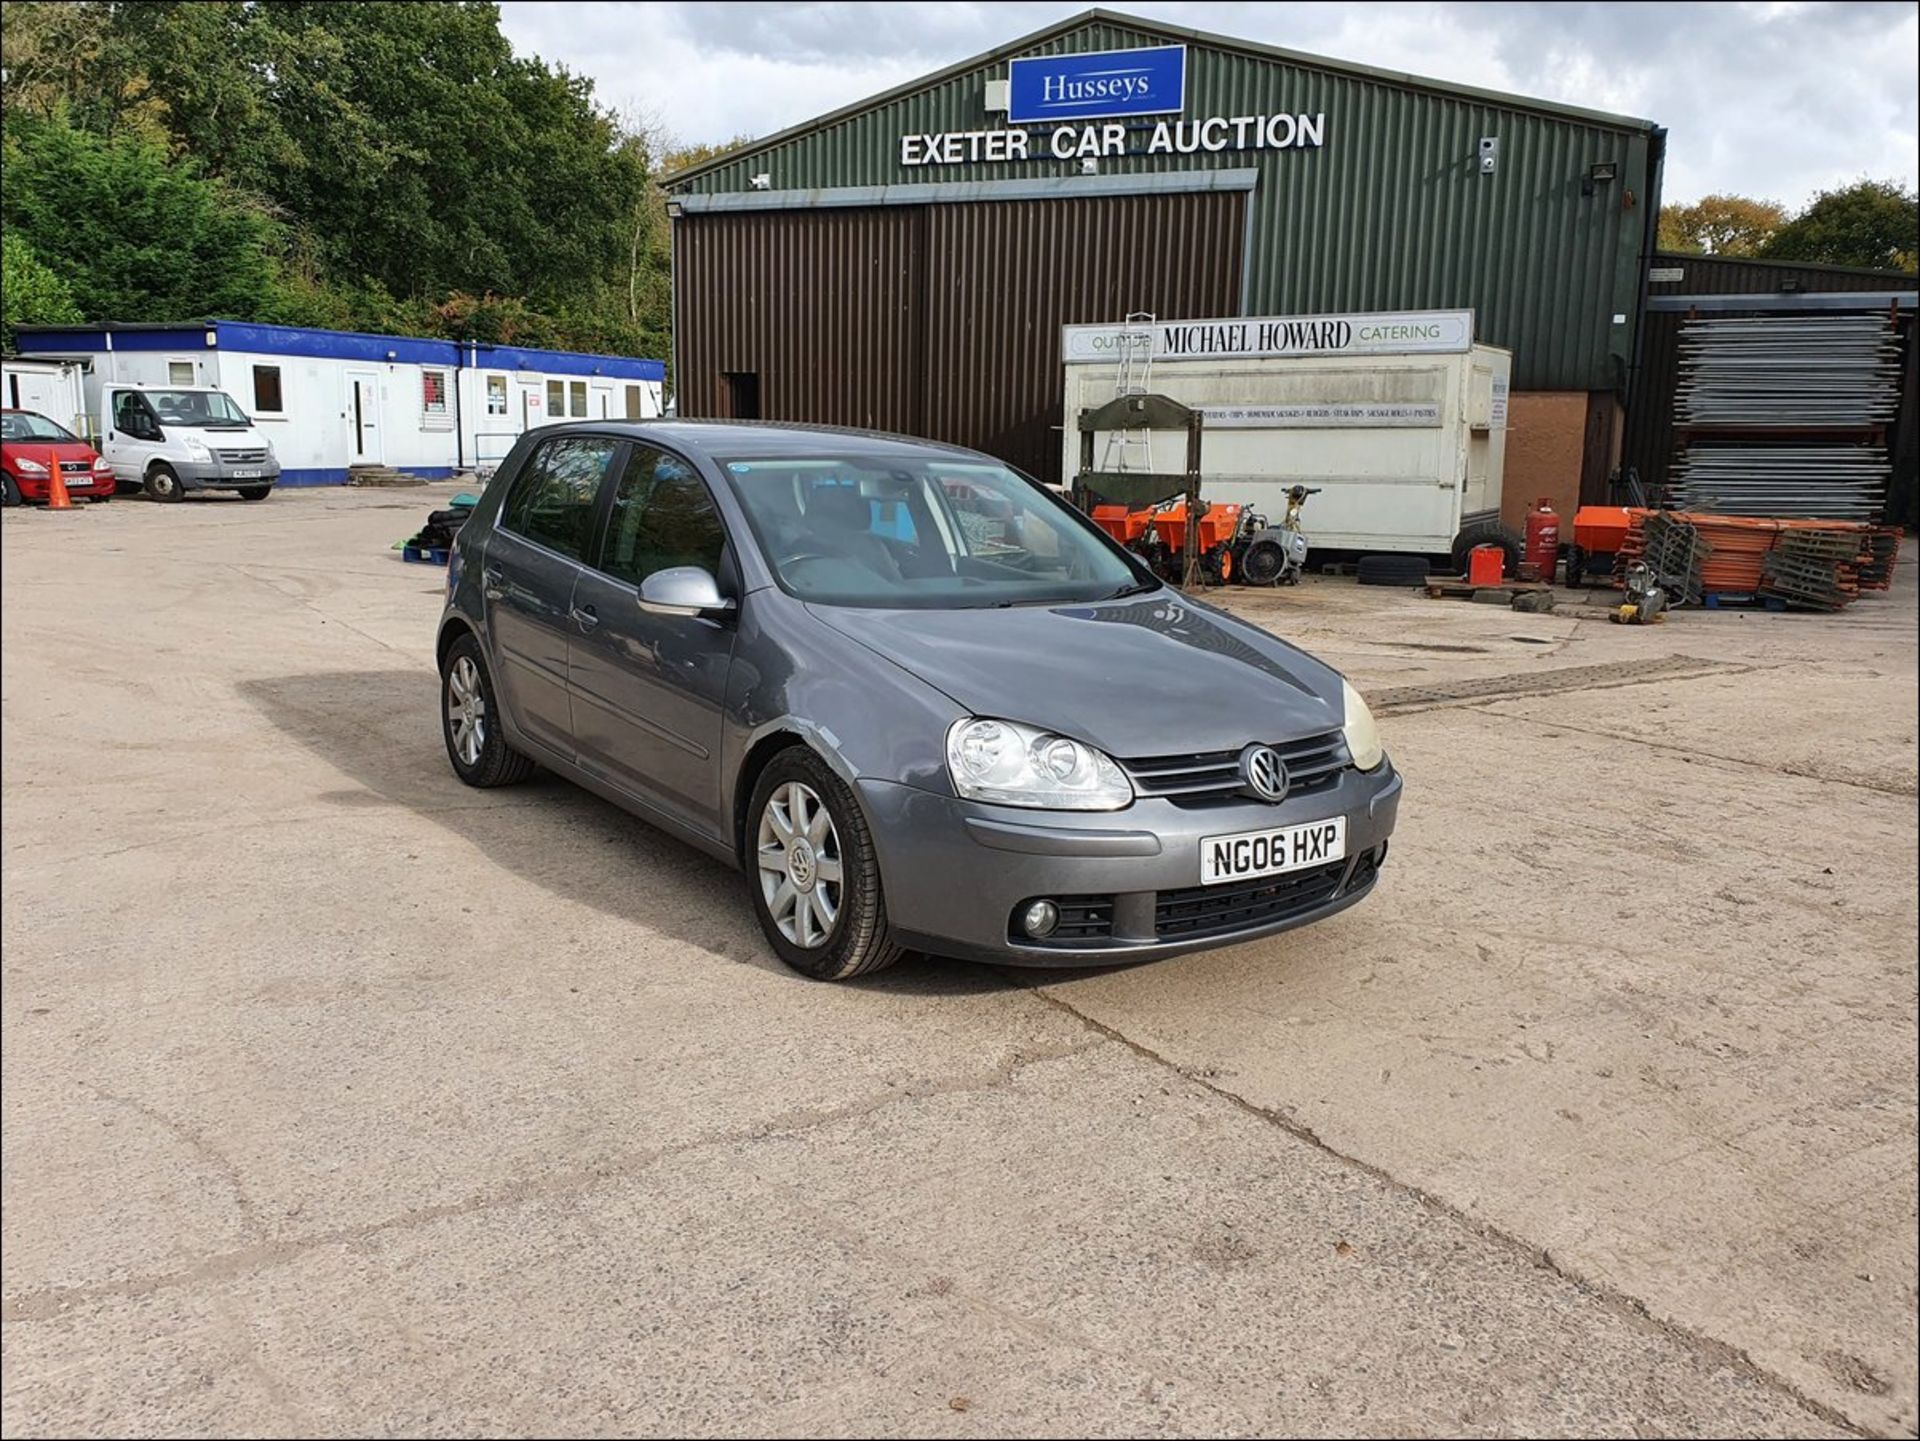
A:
[[665, 7, 1665, 513]]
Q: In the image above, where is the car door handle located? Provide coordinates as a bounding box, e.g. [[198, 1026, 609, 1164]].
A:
[[482, 566, 507, 600], [570, 604, 599, 631]]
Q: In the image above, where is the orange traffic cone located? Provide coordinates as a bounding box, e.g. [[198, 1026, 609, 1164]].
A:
[[46, 450, 73, 510]]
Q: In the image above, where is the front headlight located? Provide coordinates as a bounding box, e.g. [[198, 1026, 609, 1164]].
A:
[[182, 437, 211, 460], [945, 717, 1132, 810], [13, 456, 48, 476], [1342, 679, 1384, 771]]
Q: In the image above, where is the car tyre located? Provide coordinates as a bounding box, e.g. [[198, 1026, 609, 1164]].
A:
[[747, 748, 904, 981], [145, 463, 185, 503], [1449, 519, 1524, 578], [440, 633, 536, 788], [2, 474, 19, 507], [237, 486, 272, 501]]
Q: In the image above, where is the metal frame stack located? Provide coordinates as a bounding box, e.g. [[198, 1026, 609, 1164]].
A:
[[1667, 311, 1902, 520]]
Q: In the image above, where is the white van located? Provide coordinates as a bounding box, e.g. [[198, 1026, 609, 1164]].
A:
[[99, 384, 281, 501]]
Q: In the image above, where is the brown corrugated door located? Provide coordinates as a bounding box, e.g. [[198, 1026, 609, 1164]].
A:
[[924, 192, 1246, 481], [673, 190, 1244, 480], [675, 207, 926, 433]]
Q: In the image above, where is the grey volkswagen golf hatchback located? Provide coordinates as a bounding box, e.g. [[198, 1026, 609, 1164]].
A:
[[436, 421, 1400, 980]]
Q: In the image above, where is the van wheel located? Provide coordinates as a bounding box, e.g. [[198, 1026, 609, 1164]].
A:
[[440, 634, 536, 787], [145, 464, 184, 502], [237, 486, 272, 501], [747, 748, 905, 981]]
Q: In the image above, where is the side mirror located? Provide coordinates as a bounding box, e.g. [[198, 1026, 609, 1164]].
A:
[[639, 566, 735, 620]]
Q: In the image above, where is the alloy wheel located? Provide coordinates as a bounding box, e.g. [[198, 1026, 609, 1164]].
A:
[[446, 655, 486, 767], [756, 780, 843, 949]]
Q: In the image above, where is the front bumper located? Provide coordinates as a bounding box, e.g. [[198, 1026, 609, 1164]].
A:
[[860, 760, 1402, 966], [176, 458, 279, 491]]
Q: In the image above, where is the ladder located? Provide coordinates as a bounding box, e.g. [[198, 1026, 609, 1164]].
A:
[[1100, 312, 1157, 475]]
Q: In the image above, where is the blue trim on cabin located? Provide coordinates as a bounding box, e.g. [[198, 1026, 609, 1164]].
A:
[[471, 344, 664, 382], [17, 321, 661, 378], [25, 327, 208, 354], [278, 465, 456, 487], [217, 321, 459, 367]]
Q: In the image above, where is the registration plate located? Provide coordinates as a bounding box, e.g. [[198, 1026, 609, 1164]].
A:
[[65, 476, 91, 487], [229, 469, 263, 479], [1200, 816, 1346, 885]]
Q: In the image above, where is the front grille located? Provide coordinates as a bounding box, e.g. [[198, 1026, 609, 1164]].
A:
[[59, 460, 94, 474], [215, 447, 268, 464], [1153, 860, 1348, 940], [1008, 895, 1113, 945], [1123, 729, 1350, 806]]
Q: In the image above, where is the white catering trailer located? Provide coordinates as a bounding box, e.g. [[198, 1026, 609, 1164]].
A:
[[15, 320, 666, 486], [1061, 310, 1511, 556]]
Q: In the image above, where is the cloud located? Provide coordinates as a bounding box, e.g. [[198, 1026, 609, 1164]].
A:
[[498, 1, 1919, 209]]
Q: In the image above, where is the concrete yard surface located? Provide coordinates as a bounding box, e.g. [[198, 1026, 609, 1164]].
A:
[[3, 487, 1915, 1438]]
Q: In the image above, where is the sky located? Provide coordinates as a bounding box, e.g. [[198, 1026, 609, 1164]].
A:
[[497, 0, 1919, 211]]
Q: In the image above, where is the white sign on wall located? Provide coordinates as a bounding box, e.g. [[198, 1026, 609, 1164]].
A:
[[1062, 310, 1474, 364]]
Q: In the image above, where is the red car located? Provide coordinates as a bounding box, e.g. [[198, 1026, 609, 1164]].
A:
[[2, 409, 116, 505]]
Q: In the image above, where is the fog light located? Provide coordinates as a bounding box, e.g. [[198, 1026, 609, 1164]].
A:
[[1021, 899, 1059, 938]]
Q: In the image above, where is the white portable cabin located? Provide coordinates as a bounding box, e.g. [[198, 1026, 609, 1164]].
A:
[[15, 321, 666, 485], [1062, 310, 1511, 555], [1, 356, 90, 432]]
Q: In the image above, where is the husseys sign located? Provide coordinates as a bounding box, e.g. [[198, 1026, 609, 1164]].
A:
[[900, 44, 1327, 169]]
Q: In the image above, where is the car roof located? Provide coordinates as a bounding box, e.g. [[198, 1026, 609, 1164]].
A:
[[531, 418, 994, 464]]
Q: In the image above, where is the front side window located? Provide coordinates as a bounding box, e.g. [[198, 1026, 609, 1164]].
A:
[[720, 455, 1143, 609], [599, 446, 727, 586], [486, 375, 508, 416], [252, 365, 284, 414], [501, 435, 618, 560], [113, 392, 161, 435]]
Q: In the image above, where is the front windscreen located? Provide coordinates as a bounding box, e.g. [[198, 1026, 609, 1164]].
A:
[[145, 390, 251, 427], [1, 412, 78, 442], [718, 455, 1152, 608]]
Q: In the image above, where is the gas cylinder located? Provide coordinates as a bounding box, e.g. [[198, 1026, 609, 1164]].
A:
[[1523, 497, 1560, 582]]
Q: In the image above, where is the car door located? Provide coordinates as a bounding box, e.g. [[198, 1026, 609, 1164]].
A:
[[481, 434, 621, 761], [568, 443, 736, 836], [103, 390, 160, 483]]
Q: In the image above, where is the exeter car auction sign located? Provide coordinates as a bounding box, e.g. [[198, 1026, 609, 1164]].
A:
[[1061, 311, 1475, 363], [899, 44, 1327, 168]]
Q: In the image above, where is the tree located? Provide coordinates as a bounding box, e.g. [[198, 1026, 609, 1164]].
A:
[[1763, 179, 1919, 273], [1, 115, 285, 323], [0, 0, 675, 357], [1, 232, 83, 350], [1657, 194, 1786, 256]]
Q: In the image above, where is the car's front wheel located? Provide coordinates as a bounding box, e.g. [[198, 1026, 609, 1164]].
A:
[[237, 485, 272, 501], [440, 634, 535, 787], [748, 748, 904, 981]]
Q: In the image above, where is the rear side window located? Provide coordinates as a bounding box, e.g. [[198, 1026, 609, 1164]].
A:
[[501, 436, 618, 560], [599, 445, 727, 585]]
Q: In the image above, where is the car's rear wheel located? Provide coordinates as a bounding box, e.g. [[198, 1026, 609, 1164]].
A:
[[747, 748, 904, 981], [440, 634, 535, 787], [145, 464, 184, 503]]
